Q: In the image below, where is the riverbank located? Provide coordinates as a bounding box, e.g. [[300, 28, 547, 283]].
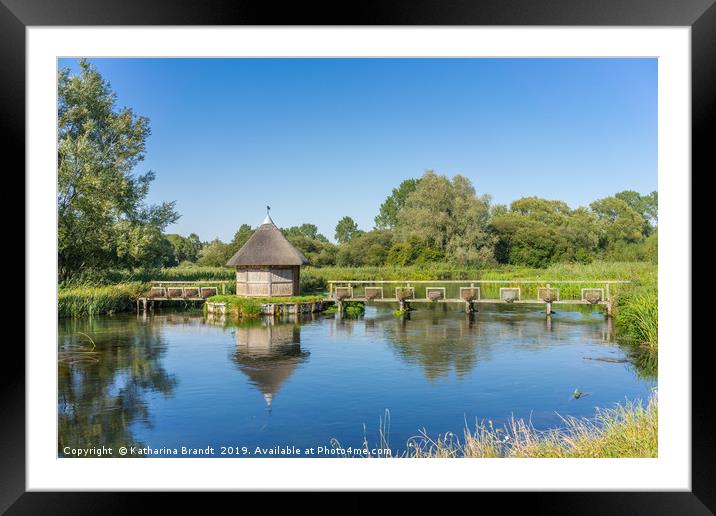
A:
[[402, 392, 657, 458], [58, 282, 148, 317], [57, 261, 657, 355]]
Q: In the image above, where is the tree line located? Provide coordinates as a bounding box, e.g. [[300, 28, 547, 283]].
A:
[[58, 60, 656, 279], [167, 172, 656, 269]]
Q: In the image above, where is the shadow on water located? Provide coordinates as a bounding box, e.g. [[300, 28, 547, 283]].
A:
[[58, 315, 178, 457]]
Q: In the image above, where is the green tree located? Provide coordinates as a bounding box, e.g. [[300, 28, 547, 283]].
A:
[[590, 196, 646, 247], [165, 233, 203, 264], [197, 238, 234, 267], [374, 178, 421, 229], [283, 223, 328, 242], [58, 59, 178, 278], [336, 230, 394, 266], [231, 224, 254, 249], [491, 198, 601, 267], [334, 216, 361, 244], [615, 190, 658, 235], [394, 171, 495, 265]]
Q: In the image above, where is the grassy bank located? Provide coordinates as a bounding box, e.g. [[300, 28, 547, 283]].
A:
[[615, 289, 658, 352], [58, 282, 148, 317], [58, 262, 657, 348], [205, 294, 324, 319], [400, 392, 657, 458]]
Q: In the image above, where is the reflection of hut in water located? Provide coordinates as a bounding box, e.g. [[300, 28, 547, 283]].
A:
[[231, 323, 308, 408]]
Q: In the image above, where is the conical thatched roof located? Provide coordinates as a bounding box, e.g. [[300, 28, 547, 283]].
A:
[[226, 214, 309, 266]]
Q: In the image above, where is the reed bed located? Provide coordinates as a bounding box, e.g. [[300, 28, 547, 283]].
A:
[[615, 290, 658, 352], [58, 282, 148, 317], [368, 392, 657, 458]]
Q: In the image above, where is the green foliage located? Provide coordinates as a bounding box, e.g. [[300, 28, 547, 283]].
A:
[[616, 289, 658, 351], [206, 294, 324, 319], [491, 198, 601, 267], [322, 304, 338, 314], [590, 196, 646, 246], [283, 223, 329, 243], [58, 282, 148, 317], [394, 171, 495, 266], [386, 236, 443, 266], [343, 303, 365, 317], [374, 178, 421, 229], [58, 59, 179, 279], [406, 392, 657, 458], [334, 216, 362, 244], [336, 230, 394, 266], [615, 190, 658, 235], [197, 238, 235, 267], [165, 233, 202, 265]]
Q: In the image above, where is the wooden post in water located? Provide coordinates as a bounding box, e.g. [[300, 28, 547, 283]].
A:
[[605, 283, 613, 317], [545, 283, 552, 316]]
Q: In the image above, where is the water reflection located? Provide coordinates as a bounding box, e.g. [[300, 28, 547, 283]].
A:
[[382, 311, 488, 381], [58, 306, 654, 457], [228, 318, 309, 408], [58, 316, 177, 457]]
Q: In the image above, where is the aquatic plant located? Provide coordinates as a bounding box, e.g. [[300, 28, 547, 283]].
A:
[[400, 391, 658, 458], [205, 295, 325, 319], [616, 290, 658, 351], [343, 303, 365, 318], [58, 282, 148, 317]]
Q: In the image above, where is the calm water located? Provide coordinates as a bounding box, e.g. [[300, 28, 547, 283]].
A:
[[58, 305, 655, 458]]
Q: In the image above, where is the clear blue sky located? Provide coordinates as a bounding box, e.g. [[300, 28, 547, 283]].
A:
[[59, 58, 657, 243]]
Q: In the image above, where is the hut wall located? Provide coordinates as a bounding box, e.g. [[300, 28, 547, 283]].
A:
[[235, 265, 300, 297]]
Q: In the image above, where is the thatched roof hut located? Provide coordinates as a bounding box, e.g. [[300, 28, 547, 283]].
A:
[[226, 214, 309, 297]]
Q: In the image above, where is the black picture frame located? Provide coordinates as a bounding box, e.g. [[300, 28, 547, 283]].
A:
[[5, 0, 710, 512]]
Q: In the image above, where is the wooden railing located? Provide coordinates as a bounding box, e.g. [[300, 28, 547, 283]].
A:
[[327, 279, 631, 308], [146, 280, 230, 299]]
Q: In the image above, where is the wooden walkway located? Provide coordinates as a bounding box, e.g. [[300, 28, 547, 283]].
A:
[[327, 279, 630, 316], [137, 281, 230, 311]]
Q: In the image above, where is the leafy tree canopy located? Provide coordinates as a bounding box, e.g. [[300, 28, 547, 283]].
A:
[[374, 178, 421, 229], [394, 171, 495, 266], [58, 59, 178, 277], [334, 216, 362, 244]]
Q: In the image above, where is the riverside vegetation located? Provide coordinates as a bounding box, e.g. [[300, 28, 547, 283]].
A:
[[396, 391, 658, 458], [58, 261, 658, 353], [57, 59, 659, 458]]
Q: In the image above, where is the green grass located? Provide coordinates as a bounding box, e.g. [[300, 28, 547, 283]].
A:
[[58, 282, 148, 317], [58, 262, 657, 350], [397, 392, 658, 458], [615, 289, 658, 351], [205, 294, 325, 319]]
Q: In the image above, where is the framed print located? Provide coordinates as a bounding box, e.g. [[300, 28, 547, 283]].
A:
[[5, 0, 712, 512]]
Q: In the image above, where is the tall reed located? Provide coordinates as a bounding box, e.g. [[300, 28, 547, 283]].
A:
[[58, 282, 148, 317], [403, 392, 658, 458]]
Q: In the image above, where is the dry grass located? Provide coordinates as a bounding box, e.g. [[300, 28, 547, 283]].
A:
[[402, 392, 657, 458]]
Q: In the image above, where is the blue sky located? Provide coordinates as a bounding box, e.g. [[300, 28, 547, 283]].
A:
[[59, 58, 657, 242]]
